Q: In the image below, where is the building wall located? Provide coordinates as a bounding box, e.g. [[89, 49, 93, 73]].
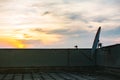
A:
[[97, 44, 120, 68], [0, 44, 119, 69], [0, 49, 92, 67]]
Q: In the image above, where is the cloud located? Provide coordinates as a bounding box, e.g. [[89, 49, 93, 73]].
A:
[[42, 11, 51, 16], [20, 28, 63, 45], [0, 0, 119, 48], [30, 28, 46, 33], [100, 0, 120, 6], [47, 28, 90, 38], [101, 37, 120, 47], [102, 26, 120, 37]]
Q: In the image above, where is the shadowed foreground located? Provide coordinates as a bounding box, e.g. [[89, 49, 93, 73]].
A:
[[0, 44, 120, 80], [0, 72, 119, 80]]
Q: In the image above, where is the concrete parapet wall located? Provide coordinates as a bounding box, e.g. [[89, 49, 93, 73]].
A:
[[0, 44, 119, 73], [0, 49, 92, 67]]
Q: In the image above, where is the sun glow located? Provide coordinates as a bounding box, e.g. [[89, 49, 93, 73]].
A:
[[0, 37, 25, 48]]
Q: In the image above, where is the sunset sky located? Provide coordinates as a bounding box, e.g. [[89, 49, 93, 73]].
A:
[[0, 0, 119, 48]]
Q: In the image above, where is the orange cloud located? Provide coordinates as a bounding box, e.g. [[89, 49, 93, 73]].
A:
[[0, 37, 26, 48]]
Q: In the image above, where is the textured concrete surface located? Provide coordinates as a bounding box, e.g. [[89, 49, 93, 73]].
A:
[[0, 72, 119, 80]]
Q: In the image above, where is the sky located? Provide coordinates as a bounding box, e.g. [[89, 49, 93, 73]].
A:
[[0, 0, 119, 48]]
